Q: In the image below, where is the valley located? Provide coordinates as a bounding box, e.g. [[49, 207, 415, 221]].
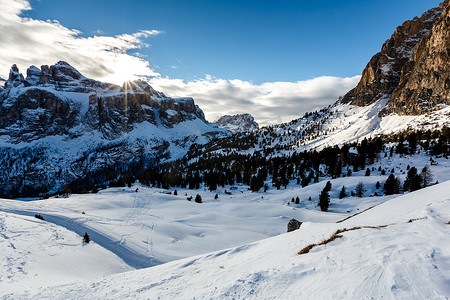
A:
[[0, 0, 449, 298]]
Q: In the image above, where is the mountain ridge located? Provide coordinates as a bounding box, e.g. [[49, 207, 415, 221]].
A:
[[214, 113, 259, 132], [343, 1, 449, 115], [0, 62, 227, 198]]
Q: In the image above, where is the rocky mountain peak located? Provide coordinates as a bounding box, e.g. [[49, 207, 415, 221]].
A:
[[215, 113, 259, 132], [0, 61, 218, 142], [387, 0, 449, 115], [49, 60, 85, 82], [342, 2, 446, 110], [6, 64, 25, 87], [123, 79, 166, 98], [0, 62, 226, 198]]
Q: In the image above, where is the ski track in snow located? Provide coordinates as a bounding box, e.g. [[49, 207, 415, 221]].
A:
[[0, 208, 158, 269]]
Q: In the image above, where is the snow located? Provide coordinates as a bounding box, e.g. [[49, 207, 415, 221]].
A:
[[380, 62, 394, 75], [1, 62, 449, 297], [0, 211, 132, 296], [4, 180, 449, 299], [287, 97, 450, 151], [165, 109, 178, 116], [0, 148, 449, 298]]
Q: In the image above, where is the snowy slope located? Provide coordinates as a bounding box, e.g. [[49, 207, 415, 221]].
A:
[[1, 150, 449, 298], [267, 97, 450, 152], [0, 211, 132, 296], [7, 180, 450, 299], [1, 150, 448, 271], [300, 98, 450, 150]]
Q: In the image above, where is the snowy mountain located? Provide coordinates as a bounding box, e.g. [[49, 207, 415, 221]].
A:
[[1, 1, 448, 198], [0, 62, 227, 198], [206, 0, 449, 153], [0, 2, 449, 298], [214, 113, 259, 132]]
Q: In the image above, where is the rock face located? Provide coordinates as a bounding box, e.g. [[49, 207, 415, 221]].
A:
[[0, 62, 227, 198], [342, 1, 448, 114], [287, 219, 302, 232], [389, 0, 450, 114], [215, 113, 259, 132]]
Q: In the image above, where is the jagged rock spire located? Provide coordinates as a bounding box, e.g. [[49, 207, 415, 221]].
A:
[[6, 64, 25, 87]]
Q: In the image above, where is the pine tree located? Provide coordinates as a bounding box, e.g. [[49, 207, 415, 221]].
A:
[[295, 196, 300, 204], [324, 181, 332, 192], [318, 186, 330, 212], [420, 165, 433, 188], [404, 167, 421, 192], [83, 232, 90, 243], [365, 168, 371, 176], [355, 181, 364, 197], [195, 194, 202, 203], [250, 175, 264, 192], [339, 186, 347, 199], [384, 174, 400, 195], [408, 132, 417, 154]]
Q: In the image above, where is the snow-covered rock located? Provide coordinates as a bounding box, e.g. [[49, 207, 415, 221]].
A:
[[215, 113, 259, 132], [0, 62, 227, 198]]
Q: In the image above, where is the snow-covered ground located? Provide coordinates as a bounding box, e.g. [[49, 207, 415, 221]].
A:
[[284, 98, 450, 151], [0, 211, 132, 296], [1, 151, 449, 298], [5, 179, 450, 299]]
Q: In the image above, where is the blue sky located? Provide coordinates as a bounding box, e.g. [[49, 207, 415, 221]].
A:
[[25, 0, 440, 83], [0, 0, 442, 124]]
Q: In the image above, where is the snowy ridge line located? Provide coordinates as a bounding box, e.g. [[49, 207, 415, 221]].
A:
[[0, 208, 158, 269]]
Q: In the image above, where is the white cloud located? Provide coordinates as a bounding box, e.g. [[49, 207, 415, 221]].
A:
[[150, 75, 360, 126], [0, 0, 161, 84], [0, 0, 360, 126]]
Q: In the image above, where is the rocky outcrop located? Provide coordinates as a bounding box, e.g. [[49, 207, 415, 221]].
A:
[[287, 219, 302, 232], [0, 88, 79, 140], [0, 62, 220, 142], [342, 3, 445, 109], [215, 113, 259, 132], [0, 62, 227, 198], [388, 0, 450, 114], [5, 64, 25, 88]]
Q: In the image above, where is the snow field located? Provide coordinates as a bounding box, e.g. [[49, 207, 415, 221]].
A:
[[0, 211, 132, 296], [8, 180, 450, 299], [0, 150, 448, 298]]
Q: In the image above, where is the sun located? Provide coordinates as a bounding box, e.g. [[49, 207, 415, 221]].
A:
[[98, 54, 159, 86]]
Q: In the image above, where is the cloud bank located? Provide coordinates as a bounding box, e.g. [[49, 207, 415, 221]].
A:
[[0, 0, 161, 84], [0, 0, 360, 126], [150, 75, 360, 125]]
